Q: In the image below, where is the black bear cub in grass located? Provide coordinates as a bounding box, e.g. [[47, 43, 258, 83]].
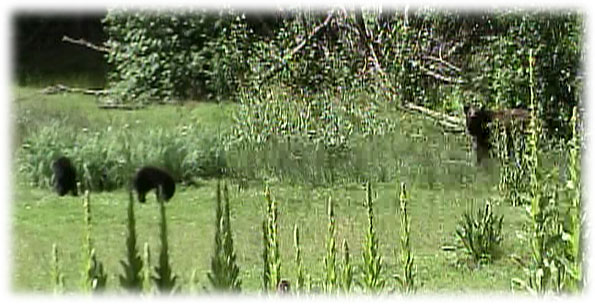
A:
[[52, 156, 78, 196], [133, 166, 176, 203]]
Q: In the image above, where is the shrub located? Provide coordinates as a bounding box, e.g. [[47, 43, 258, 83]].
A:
[[455, 201, 504, 264]]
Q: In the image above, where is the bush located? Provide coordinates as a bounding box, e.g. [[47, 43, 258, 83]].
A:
[[16, 120, 227, 192], [455, 201, 504, 264]]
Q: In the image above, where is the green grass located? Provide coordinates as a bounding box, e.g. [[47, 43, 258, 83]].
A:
[[12, 178, 529, 293], [12, 85, 533, 293]]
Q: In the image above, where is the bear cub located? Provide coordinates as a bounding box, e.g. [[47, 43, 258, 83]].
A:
[[52, 156, 78, 196], [133, 166, 176, 203]]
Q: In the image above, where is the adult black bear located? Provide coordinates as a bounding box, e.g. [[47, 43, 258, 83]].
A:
[[52, 156, 78, 196], [464, 105, 529, 164], [132, 166, 176, 203]]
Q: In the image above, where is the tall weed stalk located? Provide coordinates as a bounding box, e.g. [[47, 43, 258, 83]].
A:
[[208, 181, 241, 291], [151, 196, 177, 293], [80, 190, 107, 293], [323, 196, 337, 293], [119, 191, 144, 292], [361, 182, 384, 292], [394, 182, 416, 293]]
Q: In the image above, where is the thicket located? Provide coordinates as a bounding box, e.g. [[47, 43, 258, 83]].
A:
[[103, 8, 582, 139]]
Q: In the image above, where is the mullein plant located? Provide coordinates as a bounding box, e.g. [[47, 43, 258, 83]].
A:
[[142, 242, 152, 293], [563, 106, 583, 292], [119, 191, 144, 292], [50, 243, 65, 294], [394, 182, 416, 293], [340, 239, 353, 293], [495, 119, 529, 206], [151, 192, 177, 293], [294, 225, 305, 294], [323, 196, 337, 293], [512, 50, 566, 294], [80, 190, 107, 293], [361, 182, 384, 293], [262, 186, 281, 292], [208, 181, 241, 291]]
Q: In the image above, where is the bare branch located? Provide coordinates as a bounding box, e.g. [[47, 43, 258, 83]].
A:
[[62, 35, 110, 53], [422, 55, 462, 73], [41, 84, 108, 96]]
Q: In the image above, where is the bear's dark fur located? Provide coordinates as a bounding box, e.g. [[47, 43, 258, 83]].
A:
[[464, 105, 529, 164], [52, 156, 78, 196], [132, 166, 176, 203]]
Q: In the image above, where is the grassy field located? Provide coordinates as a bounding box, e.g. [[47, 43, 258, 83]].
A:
[[11, 86, 533, 294]]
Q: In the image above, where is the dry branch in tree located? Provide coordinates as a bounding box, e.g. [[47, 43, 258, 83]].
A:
[[62, 35, 110, 53], [260, 10, 334, 84]]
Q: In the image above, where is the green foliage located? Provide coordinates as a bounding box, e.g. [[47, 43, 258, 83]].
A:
[[103, 9, 249, 103], [50, 243, 65, 294], [152, 197, 178, 293], [455, 201, 504, 264], [17, 121, 227, 192], [232, 86, 394, 152], [208, 182, 241, 291], [394, 182, 416, 293], [119, 191, 144, 292], [361, 182, 384, 292], [323, 196, 337, 293], [512, 51, 577, 294], [80, 191, 107, 293], [495, 120, 530, 206], [561, 106, 583, 292]]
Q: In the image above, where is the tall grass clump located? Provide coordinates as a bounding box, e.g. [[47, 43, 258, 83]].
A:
[[455, 201, 504, 265], [151, 196, 178, 293], [80, 191, 107, 293], [262, 186, 281, 292], [361, 182, 384, 293], [119, 191, 144, 292], [16, 122, 227, 192], [50, 243, 65, 294], [394, 182, 416, 293], [323, 196, 337, 293], [208, 182, 241, 291]]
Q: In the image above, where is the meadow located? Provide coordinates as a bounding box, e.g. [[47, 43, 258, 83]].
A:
[[11, 85, 537, 294]]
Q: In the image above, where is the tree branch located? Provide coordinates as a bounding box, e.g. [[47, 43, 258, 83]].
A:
[[62, 35, 110, 53]]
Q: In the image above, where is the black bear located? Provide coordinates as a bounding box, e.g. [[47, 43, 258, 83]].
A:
[[464, 105, 529, 164], [132, 166, 176, 203], [52, 156, 78, 196]]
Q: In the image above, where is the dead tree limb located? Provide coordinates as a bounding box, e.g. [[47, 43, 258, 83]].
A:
[[259, 10, 334, 85], [62, 35, 110, 53], [41, 84, 108, 96], [286, 11, 334, 58]]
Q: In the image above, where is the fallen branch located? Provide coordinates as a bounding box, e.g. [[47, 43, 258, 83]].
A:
[[41, 84, 108, 96], [97, 104, 145, 110], [417, 64, 465, 84], [403, 103, 464, 127], [62, 35, 110, 53]]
